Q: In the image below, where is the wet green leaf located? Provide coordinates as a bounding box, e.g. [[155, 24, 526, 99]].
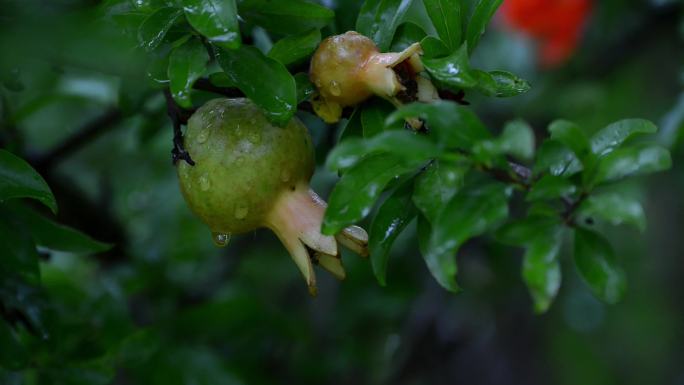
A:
[[523, 227, 562, 314], [425, 182, 509, 292], [0, 150, 56, 213], [387, 100, 491, 149], [533, 139, 582, 177], [412, 160, 466, 223], [361, 99, 404, 137], [239, 0, 334, 35], [326, 130, 439, 172], [422, 44, 478, 90], [591, 119, 658, 156], [475, 119, 534, 161], [137, 7, 183, 51], [12, 205, 112, 254], [466, 0, 503, 53], [216, 45, 296, 125], [369, 180, 417, 286], [423, 0, 462, 51], [268, 29, 321, 67], [591, 144, 671, 185], [578, 193, 646, 232], [182, 0, 240, 50], [356, 0, 414, 51], [548, 120, 592, 161], [420, 36, 450, 58], [486, 70, 532, 97], [339, 107, 363, 142], [390, 22, 427, 51], [168, 37, 209, 108], [574, 228, 626, 304], [495, 215, 562, 246], [322, 153, 419, 235], [294, 73, 315, 104], [526, 175, 577, 201]]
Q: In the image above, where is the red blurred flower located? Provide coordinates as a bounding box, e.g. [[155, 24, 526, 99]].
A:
[[499, 0, 592, 67]]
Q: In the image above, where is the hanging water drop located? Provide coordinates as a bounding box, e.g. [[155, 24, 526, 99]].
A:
[[280, 169, 291, 183], [212, 232, 231, 247]]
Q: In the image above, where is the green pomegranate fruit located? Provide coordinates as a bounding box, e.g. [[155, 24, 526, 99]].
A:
[[177, 98, 368, 295], [309, 31, 439, 126]]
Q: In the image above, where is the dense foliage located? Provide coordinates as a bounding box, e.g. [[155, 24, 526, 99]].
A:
[[1, 0, 683, 384]]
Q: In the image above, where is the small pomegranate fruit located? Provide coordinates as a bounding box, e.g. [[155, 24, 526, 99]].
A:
[[177, 98, 368, 295], [309, 31, 438, 125]]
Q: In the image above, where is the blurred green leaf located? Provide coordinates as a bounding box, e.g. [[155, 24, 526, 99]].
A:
[[475, 119, 534, 162], [0, 217, 39, 281], [548, 120, 592, 161], [495, 215, 561, 246], [356, 0, 414, 51], [322, 153, 419, 235], [137, 7, 183, 51], [267, 29, 321, 67], [369, 180, 417, 286], [294, 73, 315, 104], [168, 37, 209, 108], [422, 44, 478, 89], [0, 150, 56, 213], [0, 322, 29, 371], [522, 227, 562, 313], [578, 193, 646, 232], [425, 182, 509, 292], [182, 0, 241, 50], [12, 205, 111, 254], [486, 70, 532, 97], [339, 107, 364, 142], [361, 99, 404, 137], [387, 100, 491, 149], [326, 130, 440, 172], [533, 139, 582, 177], [423, 0, 462, 51], [412, 160, 466, 223], [591, 119, 658, 156], [590, 144, 671, 185], [466, 0, 503, 53], [574, 228, 626, 304], [526, 175, 577, 201], [238, 0, 334, 35], [390, 22, 427, 51], [216, 46, 296, 125]]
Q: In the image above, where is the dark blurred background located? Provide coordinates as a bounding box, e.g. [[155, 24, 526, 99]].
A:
[[1, 0, 683, 384]]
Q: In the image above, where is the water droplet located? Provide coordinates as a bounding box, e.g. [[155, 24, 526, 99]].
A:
[[329, 80, 341, 96], [197, 130, 209, 144], [212, 232, 231, 247], [280, 169, 291, 182], [234, 202, 249, 219], [199, 174, 210, 191], [249, 117, 257, 125]]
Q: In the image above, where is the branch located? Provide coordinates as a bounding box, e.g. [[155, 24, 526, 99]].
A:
[[164, 89, 195, 166], [33, 108, 122, 170]]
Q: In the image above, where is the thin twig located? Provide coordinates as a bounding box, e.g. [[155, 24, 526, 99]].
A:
[[163, 89, 195, 166]]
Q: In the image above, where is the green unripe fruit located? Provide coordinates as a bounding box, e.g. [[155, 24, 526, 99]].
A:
[[177, 98, 368, 295], [178, 98, 314, 234]]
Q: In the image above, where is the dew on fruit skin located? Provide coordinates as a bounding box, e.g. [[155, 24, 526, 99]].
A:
[[247, 130, 261, 144], [280, 169, 291, 182], [234, 202, 249, 219], [212, 232, 231, 247], [196, 130, 209, 144], [329, 80, 341, 96], [199, 174, 211, 191]]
